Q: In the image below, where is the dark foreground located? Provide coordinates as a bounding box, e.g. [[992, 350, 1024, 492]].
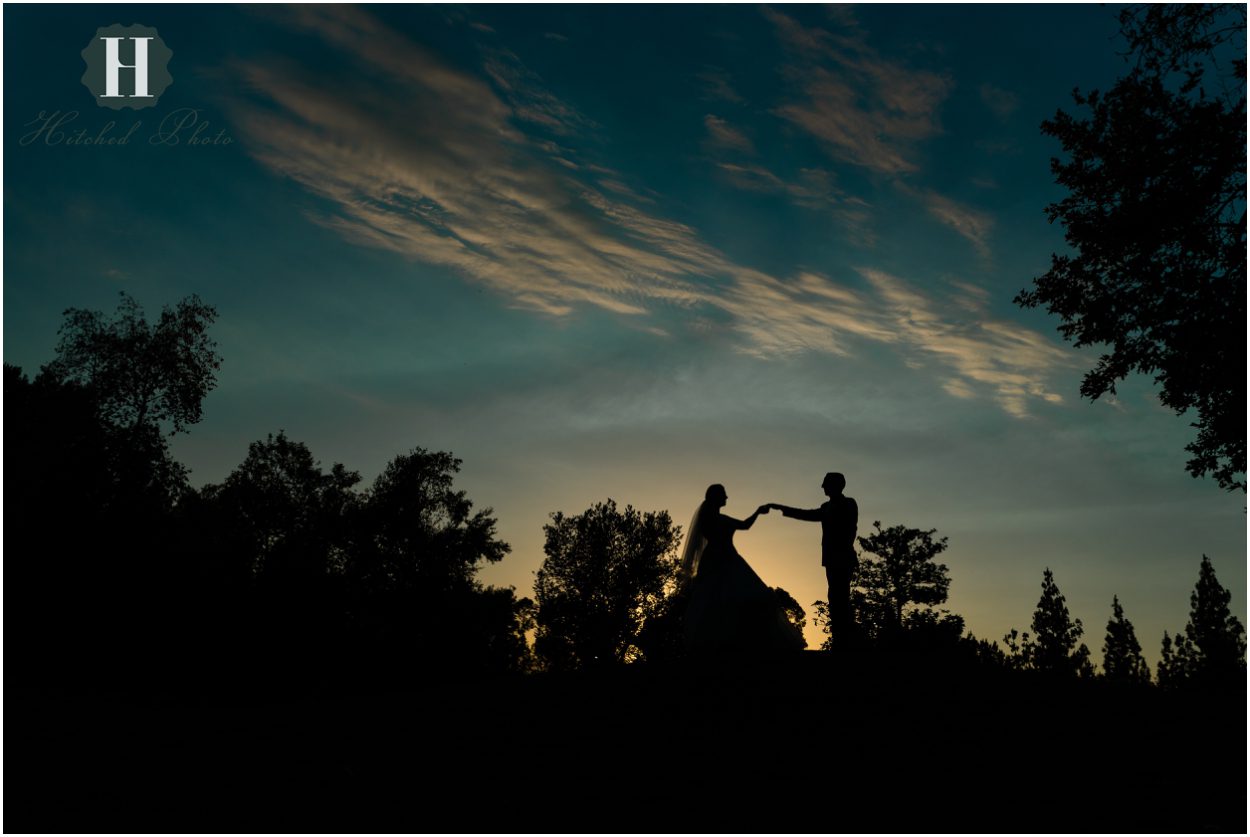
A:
[[7, 649, 1246, 832]]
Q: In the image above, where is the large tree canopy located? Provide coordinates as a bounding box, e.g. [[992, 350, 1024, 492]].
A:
[[1017, 4, 1246, 491]]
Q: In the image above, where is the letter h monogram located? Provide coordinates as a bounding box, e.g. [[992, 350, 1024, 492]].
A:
[[99, 36, 153, 98]]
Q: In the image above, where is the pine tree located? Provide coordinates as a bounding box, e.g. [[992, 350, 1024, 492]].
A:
[[1156, 631, 1189, 688], [1027, 568, 1093, 676], [1166, 555, 1246, 685], [1102, 595, 1151, 684]]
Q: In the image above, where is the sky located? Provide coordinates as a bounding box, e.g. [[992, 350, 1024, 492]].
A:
[[4, 4, 1245, 664]]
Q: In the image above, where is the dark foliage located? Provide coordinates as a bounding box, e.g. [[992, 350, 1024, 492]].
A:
[[5, 296, 221, 684], [5, 298, 532, 693], [46, 291, 221, 436], [1006, 568, 1094, 677], [772, 585, 808, 645], [840, 521, 961, 645], [533, 499, 680, 669], [192, 439, 529, 680], [1157, 555, 1246, 687], [1102, 595, 1151, 683], [1017, 4, 1246, 491], [8, 295, 1247, 835]]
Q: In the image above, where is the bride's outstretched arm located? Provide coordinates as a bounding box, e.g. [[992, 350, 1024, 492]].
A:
[[734, 505, 771, 530]]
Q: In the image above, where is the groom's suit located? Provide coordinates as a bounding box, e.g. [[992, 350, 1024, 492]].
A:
[[778, 495, 858, 640]]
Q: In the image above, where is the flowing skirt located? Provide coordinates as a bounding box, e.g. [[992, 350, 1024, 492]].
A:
[[683, 548, 805, 657]]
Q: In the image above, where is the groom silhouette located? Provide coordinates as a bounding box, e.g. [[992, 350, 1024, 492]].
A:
[[770, 472, 858, 645]]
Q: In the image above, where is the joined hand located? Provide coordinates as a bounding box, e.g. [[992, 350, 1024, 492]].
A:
[[756, 504, 771, 516]]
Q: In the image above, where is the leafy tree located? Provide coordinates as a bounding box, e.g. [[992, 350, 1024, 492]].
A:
[[195, 440, 525, 677], [7, 295, 221, 684], [353, 448, 510, 594], [1013, 568, 1094, 677], [45, 292, 222, 436], [534, 499, 681, 669], [851, 521, 953, 639], [1101, 595, 1151, 683], [205, 431, 361, 581], [1017, 4, 1246, 491], [1160, 555, 1246, 685], [772, 586, 808, 648], [344, 448, 517, 671], [36, 293, 223, 510]]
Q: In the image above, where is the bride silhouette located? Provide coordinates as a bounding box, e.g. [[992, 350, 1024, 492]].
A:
[[679, 484, 805, 657]]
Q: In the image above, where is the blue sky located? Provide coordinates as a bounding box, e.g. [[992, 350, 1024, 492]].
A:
[[5, 4, 1244, 661]]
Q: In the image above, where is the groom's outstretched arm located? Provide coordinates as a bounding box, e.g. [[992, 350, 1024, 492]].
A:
[[770, 504, 823, 522]]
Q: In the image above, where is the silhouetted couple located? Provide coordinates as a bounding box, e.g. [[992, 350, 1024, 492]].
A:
[[680, 472, 858, 657]]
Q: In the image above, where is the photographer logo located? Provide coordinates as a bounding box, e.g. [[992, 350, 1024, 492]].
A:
[[81, 24, 172, 109]]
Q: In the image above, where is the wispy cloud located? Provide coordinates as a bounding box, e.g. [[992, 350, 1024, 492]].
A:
[[764, 7, 952, 174], [229, 6, 1069, 418], [481, 46, 596, 136], [922, 191, 994, 258], [703, 114, 755, 154], [715, 162, 874, 244], [857, 269, 1073, 417]]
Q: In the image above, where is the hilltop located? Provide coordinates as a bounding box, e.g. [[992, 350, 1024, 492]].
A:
[[8, 649, 1244, 833]]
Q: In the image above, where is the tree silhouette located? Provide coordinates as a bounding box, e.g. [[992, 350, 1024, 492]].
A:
[[189, 437, 528, 679], [1159, 555, 1246, 686], [344, 447, 517, 672], [772, 586, 807, 647], [1156, 630, 1187, 688], [353, 448, 509, 594], [851, 521, 954, 640], [1013, 568, 1094, 677], [1101, 595, 1151, 684], [7, 295, 222, 685], [1016, 4, 1246, 491], [204, 431, 361, 580], [45, 292, 222, 436], [36, 293, 223, 513], [534, 499, 680, 669]]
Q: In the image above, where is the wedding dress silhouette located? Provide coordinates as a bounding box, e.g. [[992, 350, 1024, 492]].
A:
[[680, 484, 805, 657]]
